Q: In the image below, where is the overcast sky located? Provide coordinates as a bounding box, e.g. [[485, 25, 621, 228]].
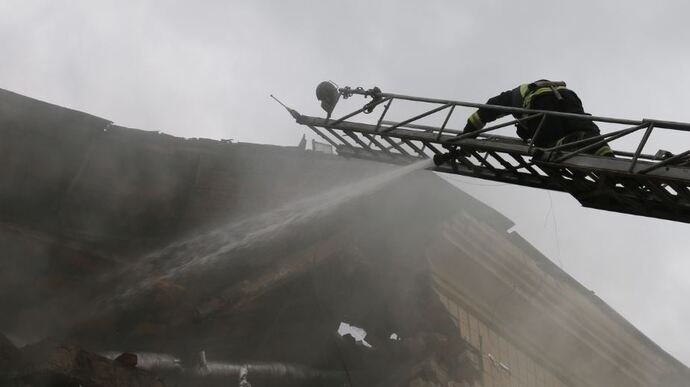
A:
[[1, 0, 689, 365]]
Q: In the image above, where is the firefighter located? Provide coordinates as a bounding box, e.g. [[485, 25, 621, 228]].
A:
[[462, 80, 614, 157]]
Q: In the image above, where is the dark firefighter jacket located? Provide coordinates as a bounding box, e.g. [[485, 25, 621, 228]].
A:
[[465, 81, 610, 156]]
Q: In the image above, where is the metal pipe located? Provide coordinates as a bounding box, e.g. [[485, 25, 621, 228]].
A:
[[324, 127, 357, 151], [553, 124, 647, 163], [380, 103, 452, 133], [402, 138, 428, 158], [340, 87, 690, 132], [375, 98, 393, 132], [469, 150, 498, 172], [629, 123, 655, 172], [613, 150, 658, 160], [642, 118, 690, 131], [362, 133, 392, 154], [381, 136, 412, 156], [543, 123, 648, 152], [305, 124, 340, 149], [638, 150, 690, 174], [101, 351, 346, 382], [347, 89, 645, 127], [343, 130, 371, 149], [424, 141, 443, 154], [331, 105, 369, 126], [446, 113, 542, 143], [382, 119, 461, 134], [332, 97, 389, 126], [437, 104, 456, 140], [528, 114, 547, 152]]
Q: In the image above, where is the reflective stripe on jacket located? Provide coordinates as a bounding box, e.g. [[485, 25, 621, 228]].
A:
[[519, 82, 568, 110]]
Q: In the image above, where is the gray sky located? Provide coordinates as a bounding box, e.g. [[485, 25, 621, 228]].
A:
[[2, 0, 689, 364]]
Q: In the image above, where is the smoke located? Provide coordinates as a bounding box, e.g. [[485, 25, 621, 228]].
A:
[[1, 1, 689, 384], [113, 159, 433, 301]]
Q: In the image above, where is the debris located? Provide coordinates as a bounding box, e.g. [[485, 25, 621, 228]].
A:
[[115, 352, 139, 368], [14, 338, 165, 387], [338, 322, 373, 348], [238, 365, 252, 387]]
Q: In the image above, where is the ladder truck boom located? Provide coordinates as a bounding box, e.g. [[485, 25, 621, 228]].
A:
[[284, 82, 690, 224]]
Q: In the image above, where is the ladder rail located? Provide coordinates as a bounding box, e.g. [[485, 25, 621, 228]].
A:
[[339, 87, 690, 131]]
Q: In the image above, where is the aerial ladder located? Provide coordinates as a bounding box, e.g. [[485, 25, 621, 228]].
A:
[[277, 82, 690, 224]]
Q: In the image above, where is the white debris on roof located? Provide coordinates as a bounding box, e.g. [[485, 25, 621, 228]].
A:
[[337, 322, 372, 348]]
